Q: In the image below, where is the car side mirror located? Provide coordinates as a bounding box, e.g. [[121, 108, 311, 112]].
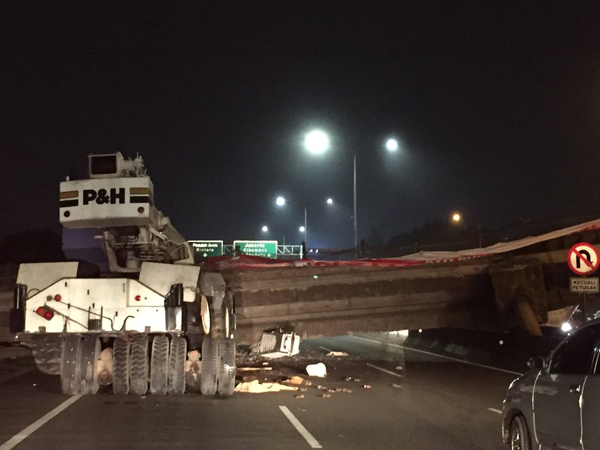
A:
[[527, 356, 547, 370]]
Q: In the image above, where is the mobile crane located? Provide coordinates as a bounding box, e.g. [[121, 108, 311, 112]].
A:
[[10, 153, 235, 396]]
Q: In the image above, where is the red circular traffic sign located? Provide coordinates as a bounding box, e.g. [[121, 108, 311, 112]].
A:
[[567, 242, 599, 276]]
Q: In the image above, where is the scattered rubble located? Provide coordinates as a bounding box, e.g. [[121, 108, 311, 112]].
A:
[[238, 367, 273, 372], [325, 351, 349, 357], [234, 380, 298, 393], [286, 376, 306, 385], [322, 393, 331, 398], [363, 384, 372, 389], [306, 362, 327, 377], [295, 394, 305, 399], [392, 384, 402, 388]]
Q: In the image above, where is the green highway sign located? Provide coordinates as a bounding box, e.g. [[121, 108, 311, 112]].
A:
[[189, 240, 224, 258], [233, 240, 278, 259]]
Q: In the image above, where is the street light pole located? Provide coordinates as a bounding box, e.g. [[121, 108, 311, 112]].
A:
[[304, 206, 308, 248], [353, 152, 358, 251]]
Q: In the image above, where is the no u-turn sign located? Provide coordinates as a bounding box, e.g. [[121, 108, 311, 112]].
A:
[[568, 242, 600, 276]]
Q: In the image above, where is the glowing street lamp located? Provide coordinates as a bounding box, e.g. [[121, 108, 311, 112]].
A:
[[261, 225, 269, 232], [304, 130, 330, 155], [386, 138, 399, 152], [276, 196, 286, 207], [299, 226, 306, 233], [326, 198, 333, 205], [451, 212, 483, 247]]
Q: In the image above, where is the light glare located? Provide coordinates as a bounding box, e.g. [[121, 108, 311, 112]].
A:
[[262, 225, 268, 232], [299, 226, 306, 233], [276, 196, 286, 206], [326, 198, 333, 205], [452, 213, 461, 222], [305, 130, 330, 154], [561, 322, 572, 333], [386, 138, 399, 151]]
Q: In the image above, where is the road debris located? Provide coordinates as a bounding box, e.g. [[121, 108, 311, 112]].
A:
[[234, 380, 298, 393], [299, 387, 308, 392], [306, 362, 327, 377], [353, 378, 362, 383], [395, 366, 403, 371], [342, 388, 353, 393], [392, 384, 402, 388], [238, 366, 273, 372], [326, 351, 349, 357], [295, 394, 305, 399], [363, 384, 372, 389], [322, 393, 332, 398], [298, 407, 307, 412], [343, 376, 353, 381], [286, 376, 306, 385]]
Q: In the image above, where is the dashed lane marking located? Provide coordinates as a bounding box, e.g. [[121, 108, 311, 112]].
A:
[[366, 363, 403, 378], [0, 395, 82, 450], [279, 405, 322, 449], [347, 335, 522, 376], [488, 408, 502, 414]]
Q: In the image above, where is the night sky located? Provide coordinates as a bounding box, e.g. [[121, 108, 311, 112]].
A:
[[2, 2, 600, 249]]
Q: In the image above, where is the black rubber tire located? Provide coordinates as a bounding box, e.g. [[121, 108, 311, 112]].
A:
[[61, 335, 82, 395], [210, 294, 233, 339], [31, 334, 62, 375], [201, 337, 218, 396], [217, 338, 236, 396], [80, 335, 101, 395], [112, 338, 130, 395], [168, 337, 187, 395], [150, 335, 169, 395], [130, 334, 149, 396], [509, 415, 532, 450]]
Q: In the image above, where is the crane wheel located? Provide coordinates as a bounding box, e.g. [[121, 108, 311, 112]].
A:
[[130, 334, 149, 396], [150, 335, 169, 395], [61, 335, 82, 395], [80, 335, 101, 395], [217, 338, 236, 396], [201, 337, 218, 396], [168, 337, 187, 395], [112, 338, 131, 395]]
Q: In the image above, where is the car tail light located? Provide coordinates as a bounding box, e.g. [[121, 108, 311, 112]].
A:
[[54, 294, 62, 301], [36, 306, 54, 320]]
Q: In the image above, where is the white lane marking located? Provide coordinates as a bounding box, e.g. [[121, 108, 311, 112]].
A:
[[348, 335, 522, 376], [366, 362, 403, 378], [488, 408, 502, 414], [0, 395, 82, 450], [319, 346, 335, 353], [279, 405, 322, 449]]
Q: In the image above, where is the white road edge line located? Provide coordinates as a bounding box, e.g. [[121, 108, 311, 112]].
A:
[[348, 335, 522, 376], [279, 405, 322, 449], [319, 346, 335, 353], [366, 362, 403, 378], [488, 408, 502, 414], [0, 395, 82, 450]]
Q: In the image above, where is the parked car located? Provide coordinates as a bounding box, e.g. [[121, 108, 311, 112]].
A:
[[502, 319, 600, 450]]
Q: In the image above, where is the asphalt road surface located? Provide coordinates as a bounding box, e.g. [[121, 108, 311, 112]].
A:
[[0, 333, 518, 450]]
